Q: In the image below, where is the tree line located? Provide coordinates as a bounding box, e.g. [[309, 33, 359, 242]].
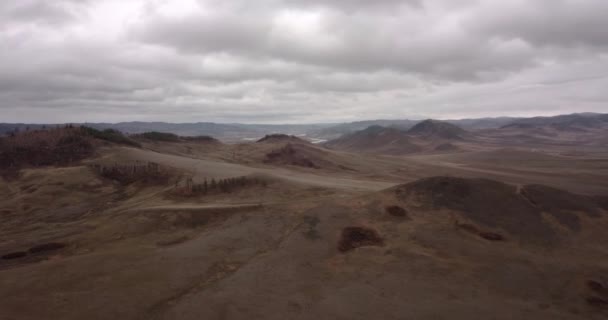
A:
[[90, 161, 169, 185], [176, 176, 267, 196]]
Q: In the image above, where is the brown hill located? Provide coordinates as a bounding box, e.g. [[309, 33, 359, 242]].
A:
[[477, 117, 608, 151], [0, 126, 138, 178], [325, 125, 422, 155], [486, 113, 608, 148], [393, 176, 606, 245], [407, 119, 468, 139], [257, 134, 308, 144], [501, 113, 608, 131], [264, 143, 322, 168], [261, 142, 360, 172]]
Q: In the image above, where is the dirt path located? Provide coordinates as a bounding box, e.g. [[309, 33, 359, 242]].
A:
[[127, 203, 263, 212]]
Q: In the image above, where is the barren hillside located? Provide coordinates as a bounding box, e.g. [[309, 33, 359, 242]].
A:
[[1, 125, 608, 320]]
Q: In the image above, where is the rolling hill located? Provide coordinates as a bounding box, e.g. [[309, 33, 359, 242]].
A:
[[407, 119, 469, 139], [324, 125, 422, 155], [325, 120, 471, 155], [1, 121, 608, 319]]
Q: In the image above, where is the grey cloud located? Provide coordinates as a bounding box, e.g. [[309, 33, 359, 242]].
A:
[[0, 0, 87, 27], [1, 0, 608, 123], [284, 0, 422, 12], [468, 0, 608, 48], [135, 13, 271, 55], [132, 4, 537, 81]]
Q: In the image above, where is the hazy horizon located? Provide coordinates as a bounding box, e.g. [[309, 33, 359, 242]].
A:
[[3, 111, 606, 126]]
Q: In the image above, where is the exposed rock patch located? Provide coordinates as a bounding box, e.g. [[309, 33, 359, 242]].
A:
[[28, 242, 66, 254], [338, 226, 384, 252], [1, 251, 27, 260], [456, 223, 505, 241], [586, 279, 608, 309], [385, 205, 409, 218], [1, 242, 68, 269]]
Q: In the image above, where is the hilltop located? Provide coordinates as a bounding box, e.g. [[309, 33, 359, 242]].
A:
[[257, 134, 309, 144], [0, 126, 138, 178], [407, 119, 468, 139], [325, 120, 470, 155], [324, 125, 422, 155]]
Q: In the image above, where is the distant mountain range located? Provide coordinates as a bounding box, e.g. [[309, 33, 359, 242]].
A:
[[324, 119, 471, 155], [324, 112, 608, 155], [324, 125, 423, 155], [500, 113, 608, 130], [1, 113, 606, 142], [0, 122, 333, 142]]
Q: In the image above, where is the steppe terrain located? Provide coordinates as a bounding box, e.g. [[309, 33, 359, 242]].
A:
[[1, 114, 608, 319]]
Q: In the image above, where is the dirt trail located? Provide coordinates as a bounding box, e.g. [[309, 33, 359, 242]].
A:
[[128, 203, 262, 212]]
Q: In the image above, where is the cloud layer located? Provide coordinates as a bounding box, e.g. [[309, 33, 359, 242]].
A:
[[1, 0, 607, 123]]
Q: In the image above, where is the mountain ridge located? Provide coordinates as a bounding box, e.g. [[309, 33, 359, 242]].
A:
[[2, 112, 606, 142]]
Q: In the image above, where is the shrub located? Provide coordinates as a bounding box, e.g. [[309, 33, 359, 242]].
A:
[[90, 161, 170, 185], [173, 175, 267, 196], [181, 135, 219, 143], [134, 131, 180, 142], [80, 126, 140, 147]]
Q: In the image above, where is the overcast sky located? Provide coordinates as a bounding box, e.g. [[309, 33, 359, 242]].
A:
[[1, 0, 607, 123]]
